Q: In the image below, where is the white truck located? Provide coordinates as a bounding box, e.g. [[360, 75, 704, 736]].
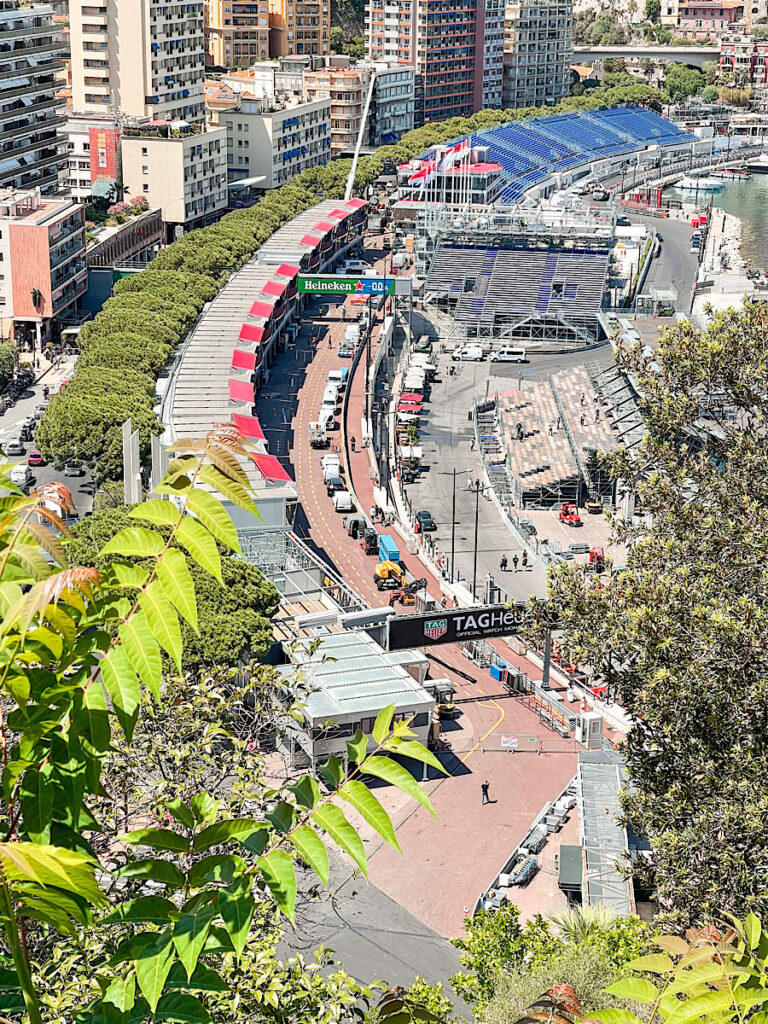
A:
[[340, 324, 360, 357], [309, 420, 327, 448]]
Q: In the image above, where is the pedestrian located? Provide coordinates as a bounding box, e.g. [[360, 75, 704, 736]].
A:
[[580, 391, 585, 406], [481, 780, 490, 805], [513, 553, 519, 572], [500, 554, 508, 572], [474, 477, 480, 491], [370, 505, 376, 522], [580, 413, 585, 426], [522, 550, 528, 568], [341, 307, 346, 321], [351, 436, 357, 453], [486, 571, 493, 588], [441, 594, 447, 608], [470, 437, 475, 451], [595, 407, 601, 422], [548, 422, 554, 437], [556, 416, 561, 430], [328, 337, 332, 349]]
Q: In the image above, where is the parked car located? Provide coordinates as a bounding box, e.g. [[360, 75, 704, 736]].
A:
[[591, 187, 609, 201], [615, 215, 631, 227], [571, 182, 590, 196], [5, 439, 24, 457], [34, 404, 47, 421], [64, 461, 84, 477], [416, 510, 437, 532], [326, 474, 345, 496], [27, 450, 44, 467]]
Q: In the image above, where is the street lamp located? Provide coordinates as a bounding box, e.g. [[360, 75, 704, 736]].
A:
[[471, 480, 481, 602], [438, 467, 472, 583]]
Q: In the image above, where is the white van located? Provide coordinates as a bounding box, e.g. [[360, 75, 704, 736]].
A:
[[327, 369, 344, 390], [490, 346, 527, 363], [342, 260, 373, 274], [10, 465, 32, 491], [317, 408, 334, 432], [322, 384, 338, 408], [451, 345, 484, 362], [333, 490, 353, 512]]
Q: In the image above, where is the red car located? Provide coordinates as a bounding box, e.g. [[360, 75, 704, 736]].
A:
[[27, 450, 44, 467]]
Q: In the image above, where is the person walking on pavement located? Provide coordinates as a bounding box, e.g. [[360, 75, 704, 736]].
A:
[[351, 436, 357, 453], [500, 554, 508, 572], [328, 337, 332, 349], [513, 553, 519, 572], [370, 505, 376, 523], [548, 422, 554, 437], [522, 550, 528, 569], [481, 780, 490, 805]]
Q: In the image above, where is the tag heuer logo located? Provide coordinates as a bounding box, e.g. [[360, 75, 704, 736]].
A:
[[424, 618, 448, 640]]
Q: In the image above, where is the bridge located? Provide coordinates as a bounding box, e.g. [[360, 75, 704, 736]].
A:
[[573, 44, 716, 69]]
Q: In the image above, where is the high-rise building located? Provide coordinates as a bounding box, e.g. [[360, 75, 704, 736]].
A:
[[366, 0, 501, 125], [502, 0, 572, 109], [69, 1, 206, 123], [204, 0, 271, 68], [270, 0, 330, 57], [304, 65, 371, 155], [367, 61, 415, 144], [0, 2, 67, 194]]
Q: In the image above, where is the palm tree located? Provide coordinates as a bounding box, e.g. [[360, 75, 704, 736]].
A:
[[545, 903, 619, 943]]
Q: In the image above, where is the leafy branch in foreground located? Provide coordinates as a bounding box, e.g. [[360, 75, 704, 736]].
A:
[[0, 428, 446, 1023]]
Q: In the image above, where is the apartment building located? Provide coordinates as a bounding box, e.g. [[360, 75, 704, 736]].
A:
[[677, 0, 743, 39], [367, 0, 499, 125], [367, 62, 415, 144], [219, 94, 330, 186], [304, 65, 371, 154], [64, 111, 122, 200], [120, 120, 227, 240], [0, 188, 87, 342], [270, 0, 330, 56], [502, 0, 572, 109], [69, 0, 206, 124], [204, 0, 271, 68], [0, 2, 67, 195]]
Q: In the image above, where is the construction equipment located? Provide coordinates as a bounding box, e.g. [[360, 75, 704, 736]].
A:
[[387, 577, 427, 606], [586, 546, 605, 573], [559, 502, 582, 527], [374, 560, 407, 591], [361, 528, 379, 555]]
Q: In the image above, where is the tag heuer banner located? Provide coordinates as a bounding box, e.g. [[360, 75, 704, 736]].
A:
[[386, 603, 530, 651]]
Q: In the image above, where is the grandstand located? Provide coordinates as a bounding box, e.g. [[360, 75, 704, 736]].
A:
[[406, 106, 693, 207], [426, 241, 610, 344]]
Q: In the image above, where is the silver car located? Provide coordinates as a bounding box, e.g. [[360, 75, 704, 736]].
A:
[[5, 439, 24, 457]]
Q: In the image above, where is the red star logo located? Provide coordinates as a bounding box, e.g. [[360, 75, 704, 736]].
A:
[[355, 279, 364, 291]]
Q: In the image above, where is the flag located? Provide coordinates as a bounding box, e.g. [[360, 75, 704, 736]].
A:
[[408, 159, 436, 185]]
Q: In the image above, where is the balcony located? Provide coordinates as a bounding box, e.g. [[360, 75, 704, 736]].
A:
[[0, 94, 64, 125], [0, 112, 65, 146]]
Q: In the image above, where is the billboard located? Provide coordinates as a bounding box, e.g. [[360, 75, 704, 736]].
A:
[[386, 603, 532, 651], [298, 275, 396, 296]]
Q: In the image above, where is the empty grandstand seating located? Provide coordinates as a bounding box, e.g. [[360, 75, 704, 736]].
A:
[[441, 106, 693, 206], [427, 242, 610, 335]]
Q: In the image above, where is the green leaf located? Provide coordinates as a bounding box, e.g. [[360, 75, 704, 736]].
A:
[[667, 962, 728, 995], [166, 963, 229, 992], [122, 828, 189, 853], [0, 842, 105, 907], [372, 704, 394, 744], [176, 518, 222, 583], [361, 756, 437, 818], [339, 780, 401, 852], [384, 739, 446, 776], [666, 991, 737, 1024], [19, 902, 76, 936], [103, 974, 136, 1014], [346, 729, 368, 767], [101, 527, 164, 559], [140, 581, 182, 672], [218, 878, 254, 955], [290, 825, 329, 887], [310, 804, 368, 877], [202, 925, 235, 954], [192, 819, 266, 853], [111, 932, 159, 967], [119, 614, 162, 703], [585, 1012, 643, 1024], [190, 793, 219, 824], [746, 912, 762, 950], [257, 849, 297, 924], [104, 896, 180, 925], [198, 464, 259, 518], [172, 902, 217, 981], [131, 499, 179, 527], [19, 763, 53, 842], [186, 854, 244, 887], [267, 801, 295, 834], [164, 798, 195, 830], [104, 561, 150, 589], [80, 679, 111, 752], [318, 755, 344, 790], [187, 489, 240, 552], [135, 930, 175, 1013], [157, 548, 198, 631], [625, 953, 675, 974], [655, 935, 689, 955], [603, 978, 660, 1005], [115, 859, 186, 889], [287, 775, 321, 809], [155, 992, 211, 1023], [101, 645, 140, 717]]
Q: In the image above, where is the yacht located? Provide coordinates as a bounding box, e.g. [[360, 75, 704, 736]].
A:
[[748, 153, 768, 174], [708, 169, 750, 181], [676, 175, 725, 192]]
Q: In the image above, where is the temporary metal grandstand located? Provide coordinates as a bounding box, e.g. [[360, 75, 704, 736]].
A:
[[421, 206, 613, 347]]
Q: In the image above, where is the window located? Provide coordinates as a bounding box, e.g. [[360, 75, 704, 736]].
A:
[[143, 184, 149, 192], [142, 147, 148, 156]]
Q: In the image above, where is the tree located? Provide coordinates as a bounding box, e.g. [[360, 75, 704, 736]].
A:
[[0, 428, 444, 1023], [0, 341, 14, 390], [702, 84, 719, 103], [645, 0, 660, 21], [702, 59, 719, 84], [544, 301, 768, 929], [664, 63, 704, 101], [67, 506, 279, 669]]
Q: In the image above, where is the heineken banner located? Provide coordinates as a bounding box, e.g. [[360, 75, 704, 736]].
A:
[[386, 603, 531, 651], [297, 275, 396, 296]]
